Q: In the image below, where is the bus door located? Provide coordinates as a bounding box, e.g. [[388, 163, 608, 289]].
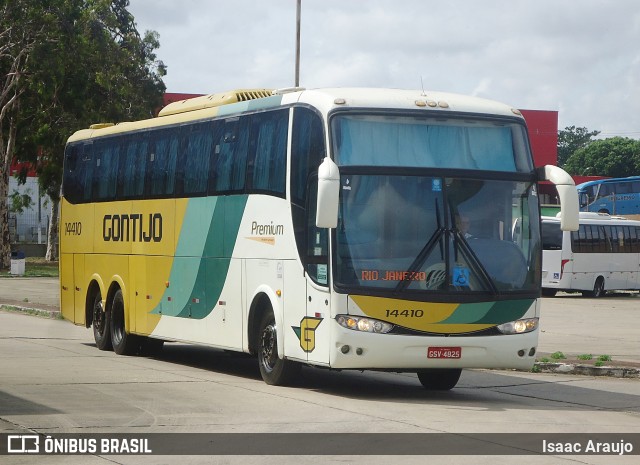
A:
[[541, 221, 565, 288], [303, 182, 331, 365], [60, 253, 75, 322]]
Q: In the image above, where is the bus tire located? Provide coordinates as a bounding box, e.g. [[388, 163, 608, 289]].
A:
[[583, 277, 606, 298], [110, 289, 139, 356], [257, 310, 300, 385], [416, 368, 462, 390], [92, 291, 112, 351]]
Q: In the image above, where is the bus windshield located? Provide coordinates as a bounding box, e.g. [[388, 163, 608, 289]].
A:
[[334, 173, 541, 295], [331, 112, 540, 296], [332, 113, 533, 172]]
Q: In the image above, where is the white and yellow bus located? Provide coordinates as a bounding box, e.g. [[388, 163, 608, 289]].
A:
[[60, 88, 578, 389]]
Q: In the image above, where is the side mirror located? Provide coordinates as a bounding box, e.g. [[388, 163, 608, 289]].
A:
[[579, 192, 589, 209], [537, 165, 579, 231], [316, 157, 340, 228]]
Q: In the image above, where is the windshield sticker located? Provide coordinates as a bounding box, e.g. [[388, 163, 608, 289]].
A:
[[432, 179, 442, 192], [317, 264, 328, 284], [452, 266, 470, 287]]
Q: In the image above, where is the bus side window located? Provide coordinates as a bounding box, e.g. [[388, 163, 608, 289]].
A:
[[118, 134, 148, 199], [305, 177, 329, 286], [146, 128, 179, 197], [617, 182, 632, 194], [63, 144, 81, 204], [210, 118, 248, 193], [182, 122, 214, 196], [290, 107, 326, 267], [249, 109, 288, 195], [632, 226, 640, 253], [603, 226, 613, 252], [596, 226, 607, 253], [93, 138, 120, 201]]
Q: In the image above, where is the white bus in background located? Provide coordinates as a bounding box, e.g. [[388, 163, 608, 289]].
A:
[[542, 213, 640, 297]]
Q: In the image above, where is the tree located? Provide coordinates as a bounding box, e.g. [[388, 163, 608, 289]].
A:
[[2, 0, 166, 266], [563, 137, 640, 177], [557, 126, 600, 167], [0, 0, 47, 268]]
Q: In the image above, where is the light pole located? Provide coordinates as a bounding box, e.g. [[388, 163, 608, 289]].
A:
[[295, 0, 301, 87]]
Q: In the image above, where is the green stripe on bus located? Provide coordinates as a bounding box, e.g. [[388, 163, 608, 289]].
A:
[[151, 195, 248, 319], [473, 299, 534, 324], [217, 95, 283, 117], [438, 301, 494, 324]]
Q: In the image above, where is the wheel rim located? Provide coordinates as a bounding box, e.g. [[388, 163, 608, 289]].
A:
[[93, 297, 106, 336], [260, 322, 277, 373]]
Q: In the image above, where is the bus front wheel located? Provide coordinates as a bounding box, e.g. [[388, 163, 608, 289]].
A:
[[92, 291, 112, 351], [417, 368, 462, 390], [257, 310, 300, 385], [110, 289, 139, 355]]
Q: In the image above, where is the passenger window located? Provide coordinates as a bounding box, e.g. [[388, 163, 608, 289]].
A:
[[210, 118, 248, 193], [93, 139, 120, 201], [119, 135, 148, 199], [182, 122, 214, 195], [250, 110, 288, 195], [147, 128, 179, 197]]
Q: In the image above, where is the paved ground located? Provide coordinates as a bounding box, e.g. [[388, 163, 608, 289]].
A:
[[0, 277, 638, 375], [0, 277, 59, 312]]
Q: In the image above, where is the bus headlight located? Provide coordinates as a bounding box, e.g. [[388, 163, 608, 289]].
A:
[[336, 315, 393, 334], [497, 318, 538, 335]]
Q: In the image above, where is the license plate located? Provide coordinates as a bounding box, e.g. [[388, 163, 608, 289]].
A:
[[427, 347, 461, 359]]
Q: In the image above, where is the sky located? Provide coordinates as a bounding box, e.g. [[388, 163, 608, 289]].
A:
[[128, 0, 640, 139]]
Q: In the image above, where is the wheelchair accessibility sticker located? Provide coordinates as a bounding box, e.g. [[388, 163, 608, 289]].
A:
[[453, 266, 470, 287]]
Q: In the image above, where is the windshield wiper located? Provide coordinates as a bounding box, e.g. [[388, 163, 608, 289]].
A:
[[394, 199, 444, 295], [453, 231, 499, 294]]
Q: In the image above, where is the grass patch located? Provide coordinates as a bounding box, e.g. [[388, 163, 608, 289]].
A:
[[597, 354, 612, 362], [0, 304, 62, 319], [550, 351, 566, 360], [577, 354, 593, 361], [0, 257, 58, 278]]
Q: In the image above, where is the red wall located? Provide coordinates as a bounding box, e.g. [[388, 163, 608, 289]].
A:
[[520, 109, 558, 167]]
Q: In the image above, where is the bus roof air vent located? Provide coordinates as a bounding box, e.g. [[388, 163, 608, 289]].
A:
[[89, 123, 115, 129], [158, 89, 274, 116]]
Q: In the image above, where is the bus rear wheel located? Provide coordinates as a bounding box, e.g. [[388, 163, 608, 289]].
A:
[[257, 310, 300, 385], [92, 291, 112, 351], [110, 289, 139, 355], [416, 368, 462, 390], [583, 277, 606, 298]]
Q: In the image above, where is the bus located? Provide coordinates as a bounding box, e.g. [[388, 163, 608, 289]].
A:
[[542, 212, 640, 297], [577, 176, 640, 215], [60, 87, 578, 390]]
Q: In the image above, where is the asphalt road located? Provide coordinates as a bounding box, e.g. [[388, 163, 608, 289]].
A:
[[0, 281, 639, 464], [1, 277, 638, 363]]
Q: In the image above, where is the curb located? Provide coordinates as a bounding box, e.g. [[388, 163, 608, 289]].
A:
[[534, 362, 640, 379], [0, 304, 61, 320]]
